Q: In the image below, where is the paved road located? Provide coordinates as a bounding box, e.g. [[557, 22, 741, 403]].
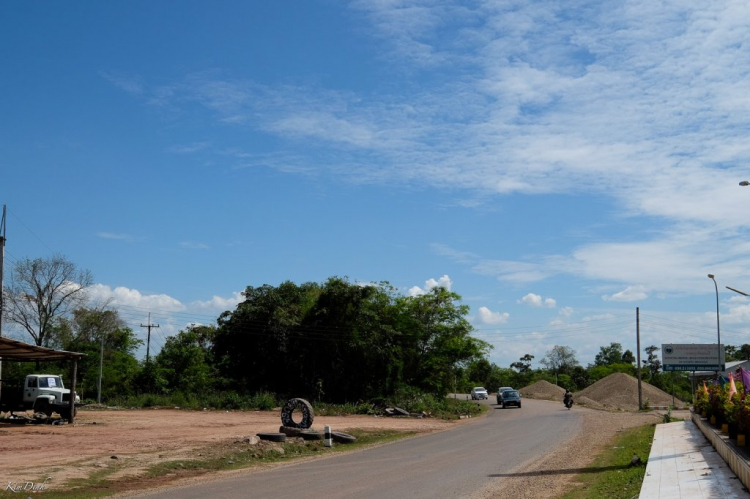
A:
[[132, 398, 580, 499]]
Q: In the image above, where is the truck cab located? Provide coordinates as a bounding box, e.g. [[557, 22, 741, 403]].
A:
[[0, 374, 81, 419]]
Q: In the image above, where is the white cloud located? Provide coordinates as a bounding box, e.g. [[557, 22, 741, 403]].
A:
[[477, 306, 510, 325], [602, 285, 649, 302], [97, 232, 134, 242], [88, 284, 186, 312], [520, 293, 556, 308], [408, 275, 453, 296], [190, 292, 244, 312]]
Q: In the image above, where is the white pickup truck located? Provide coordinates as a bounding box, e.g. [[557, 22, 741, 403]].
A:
[[0, 374, 81, 420]]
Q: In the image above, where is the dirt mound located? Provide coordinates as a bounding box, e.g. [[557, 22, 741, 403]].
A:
[[575, 372, 684, 411], [520, 380, 566, 401]]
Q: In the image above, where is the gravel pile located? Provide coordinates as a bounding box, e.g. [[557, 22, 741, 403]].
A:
[[519, 380, 566, 401], [575, 372, 684, 410]]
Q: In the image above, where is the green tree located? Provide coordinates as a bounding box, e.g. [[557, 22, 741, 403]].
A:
[[52, 307, 142, 401], [394, 286, 490, 395], [643, 345, 662, 382], [541, 345, 579, 384], [156, 325, 217, 394], [621, 349, 636, 365], [725, 345, 739, 362], [594, 342, 624, 366], [510, 354, 534, 373]]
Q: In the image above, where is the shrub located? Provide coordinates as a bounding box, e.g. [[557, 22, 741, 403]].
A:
[[248, 391, 277, 411]]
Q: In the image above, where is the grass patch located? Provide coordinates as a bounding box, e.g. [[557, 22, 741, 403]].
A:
[[562, 423, 655, 499]]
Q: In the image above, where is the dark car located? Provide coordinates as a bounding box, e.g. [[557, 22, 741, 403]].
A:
[[498, 389, 522, 408]]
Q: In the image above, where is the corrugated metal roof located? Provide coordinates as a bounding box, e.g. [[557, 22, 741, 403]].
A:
[[0, 337, 85, 361]]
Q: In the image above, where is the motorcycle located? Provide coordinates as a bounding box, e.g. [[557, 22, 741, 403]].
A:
[[563, 396, 573, 409]]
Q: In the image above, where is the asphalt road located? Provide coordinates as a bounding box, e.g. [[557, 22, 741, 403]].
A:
[[133, 398, 581, 499]]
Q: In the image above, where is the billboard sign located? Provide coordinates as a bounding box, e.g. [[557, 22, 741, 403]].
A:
[[662, 344, 725, 371]]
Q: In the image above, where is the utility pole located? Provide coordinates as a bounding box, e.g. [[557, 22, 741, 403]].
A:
[[0, 205, 6, 399], [140, 313, 159, 364], [636, 307, 642, 411], [98, 334, 103, 404]]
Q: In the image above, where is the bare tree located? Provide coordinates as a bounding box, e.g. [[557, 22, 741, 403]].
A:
[[4, 255, 93, 346], [541, 345, 579, 385]]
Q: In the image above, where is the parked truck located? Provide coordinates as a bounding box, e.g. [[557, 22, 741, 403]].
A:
[[0, 374, 81, 420]]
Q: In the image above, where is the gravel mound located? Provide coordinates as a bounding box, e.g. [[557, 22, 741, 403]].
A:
[[575, 372, 684, 411], [519, 380, 566, 401]]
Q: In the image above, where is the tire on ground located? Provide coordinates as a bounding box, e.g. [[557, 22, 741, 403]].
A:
[[331, 431, 356, 444], [300, 430, 324, 441], [279, 425, 303, 437], [257, 432, 287, 442], [280, 398, 314, 429]]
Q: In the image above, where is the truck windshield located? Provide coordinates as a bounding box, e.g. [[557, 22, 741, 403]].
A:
[[38, 377, 63, 388]]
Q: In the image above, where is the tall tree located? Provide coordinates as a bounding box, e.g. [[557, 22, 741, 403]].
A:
[[643, 345, 662, 381], [510, 354, 534, 373], [541, 345, 579, 384], [4, 255, 93, 346], [594, 342, 624, 366], [724, 345, 739, 362], [156, 325, 217, 393], [621, 349, 636, 365], [52, 307, 142, 400], [395, 286, 490, 395]]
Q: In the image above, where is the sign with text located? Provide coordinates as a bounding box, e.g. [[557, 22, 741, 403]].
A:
[[662, 343, 725, 371]]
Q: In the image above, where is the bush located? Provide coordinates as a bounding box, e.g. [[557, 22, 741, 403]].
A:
[[248, 391, 277, 411]]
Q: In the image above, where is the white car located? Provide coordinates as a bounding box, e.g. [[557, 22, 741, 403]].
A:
[[471, 387, 489, 400]]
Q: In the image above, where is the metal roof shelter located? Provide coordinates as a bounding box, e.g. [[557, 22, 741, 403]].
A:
[[0, 337, 85, 361], [0, 337, 85, 422]]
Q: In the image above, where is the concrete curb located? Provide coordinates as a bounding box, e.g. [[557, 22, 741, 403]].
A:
[[691, 412, 750, 489]]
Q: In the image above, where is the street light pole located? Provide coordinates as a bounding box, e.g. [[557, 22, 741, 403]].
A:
[[708, 274, 722, 376]]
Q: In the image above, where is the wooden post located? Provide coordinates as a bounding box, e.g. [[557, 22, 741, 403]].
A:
[[637, 307, 642, 411], [69, 358, 78, 424]]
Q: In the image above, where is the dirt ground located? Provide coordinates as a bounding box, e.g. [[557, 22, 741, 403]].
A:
[[0, 407, 466, 495]]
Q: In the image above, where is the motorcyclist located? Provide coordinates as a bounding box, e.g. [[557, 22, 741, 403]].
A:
[[563, 389, 573, 408]]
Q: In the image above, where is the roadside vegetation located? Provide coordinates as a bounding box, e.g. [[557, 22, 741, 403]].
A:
[[562, 423, 656, 499], [4, 256, 730, 411]]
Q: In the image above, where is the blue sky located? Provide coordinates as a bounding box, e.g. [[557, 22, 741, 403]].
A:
[[3, 1, 750, 368]]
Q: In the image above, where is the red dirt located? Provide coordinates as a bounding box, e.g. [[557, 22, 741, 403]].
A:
[[0, 407, 466, 494]]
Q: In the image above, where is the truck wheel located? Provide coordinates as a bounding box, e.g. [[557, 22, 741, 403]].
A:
[[34, 399, 52, 417], [280, 398, 314, 429]]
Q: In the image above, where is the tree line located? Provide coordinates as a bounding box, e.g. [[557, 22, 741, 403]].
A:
[[4, 255, 738, 407]]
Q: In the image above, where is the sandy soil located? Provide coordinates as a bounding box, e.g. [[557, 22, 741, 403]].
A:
[[0, 407, 466, 494], [0, 393, 686, 498]]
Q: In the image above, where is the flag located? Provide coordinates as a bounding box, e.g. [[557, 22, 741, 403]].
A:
[[729, 372, 737, 400], [741, 367, 750, 394]]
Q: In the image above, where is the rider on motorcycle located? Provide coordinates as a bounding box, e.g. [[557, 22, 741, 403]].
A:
[[563, 389, 573, 408]]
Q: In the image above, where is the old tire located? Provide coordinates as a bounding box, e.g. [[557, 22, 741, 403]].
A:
[[34, 399, 52, 417], [257, 432, 287, 443], [300, 430, 324, 441], [280, 398, 314, 429], [279, 425, 303, 437], [331, 431, 356, 444]]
